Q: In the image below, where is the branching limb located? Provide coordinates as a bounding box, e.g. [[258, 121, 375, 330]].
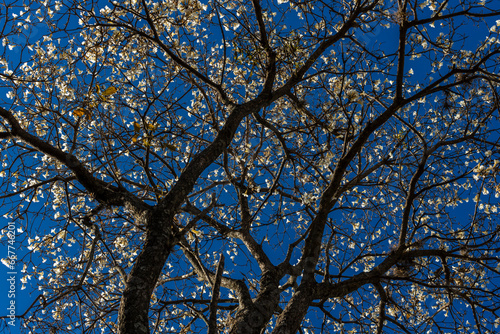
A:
[[208, 254, 225, 334]]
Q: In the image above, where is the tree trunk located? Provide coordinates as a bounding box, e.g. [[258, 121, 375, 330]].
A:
[[117, 210, 176, 334]]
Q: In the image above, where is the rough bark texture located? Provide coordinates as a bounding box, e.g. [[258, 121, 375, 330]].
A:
[[229, 271, 281, 334], [117, 209, 177, 334]]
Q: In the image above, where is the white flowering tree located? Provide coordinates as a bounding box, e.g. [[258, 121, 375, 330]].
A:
[[1, 0, 500, 333]]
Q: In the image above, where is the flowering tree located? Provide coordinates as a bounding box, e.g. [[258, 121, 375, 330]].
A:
[[1, 0, 500, 333]]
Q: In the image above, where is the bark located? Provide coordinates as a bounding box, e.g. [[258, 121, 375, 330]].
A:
[[229, 270, 281, 334], [208, 254, 225, 334], [271, 286, 314, 334], [117, 208, 177, 334]]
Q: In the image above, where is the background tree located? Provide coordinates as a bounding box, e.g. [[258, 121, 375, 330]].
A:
[[1, 0, 500, 333]]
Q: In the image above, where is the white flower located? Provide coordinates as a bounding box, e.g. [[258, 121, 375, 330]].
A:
[[1, 258, 11, 267]]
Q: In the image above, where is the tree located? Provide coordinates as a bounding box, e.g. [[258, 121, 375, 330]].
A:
[[1, 0, 500, 332]]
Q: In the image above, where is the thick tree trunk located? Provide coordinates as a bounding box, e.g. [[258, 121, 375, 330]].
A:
[[271, 286, 313, 334], [117, 209, 177, 334], [229, 271, 281, 334]]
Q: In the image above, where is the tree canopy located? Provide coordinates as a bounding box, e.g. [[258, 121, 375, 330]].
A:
[[1, 0, 500, 333]]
